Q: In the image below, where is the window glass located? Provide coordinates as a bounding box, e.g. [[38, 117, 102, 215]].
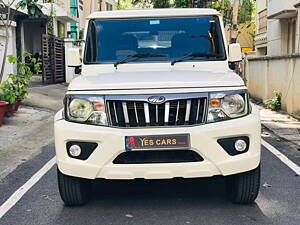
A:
[[85, 16, 226, 64]]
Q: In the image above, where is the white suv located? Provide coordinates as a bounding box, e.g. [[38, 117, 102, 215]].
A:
[[55, 9, 261, 206]]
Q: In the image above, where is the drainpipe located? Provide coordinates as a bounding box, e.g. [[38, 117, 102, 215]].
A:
[[99, 0, 103, 11]]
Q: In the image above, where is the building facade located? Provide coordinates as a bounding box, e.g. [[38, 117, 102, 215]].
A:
[[255, 0, 300, 56], [83, 0, 115, 26], [246, 0, 300, 118], [0, 0, 80, 80]]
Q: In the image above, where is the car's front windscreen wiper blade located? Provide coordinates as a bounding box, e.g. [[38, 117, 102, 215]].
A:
[[171, 52, 221, 66], [114, 53, 167, 68]]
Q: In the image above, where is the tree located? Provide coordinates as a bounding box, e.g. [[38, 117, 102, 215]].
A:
[[116, 0, 133, 9], [153, 0, 170, 8], [173, 0, 188, 8], [238, 0, 255, 24], [231, 0, 239, 43], [132, 0, 170, 8], [210, 0, 256, 25], [208, 0, 232, 25]]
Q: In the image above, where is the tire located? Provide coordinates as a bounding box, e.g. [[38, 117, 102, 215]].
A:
[[57, 167, 92, 206], [226, 165, 260, 204]]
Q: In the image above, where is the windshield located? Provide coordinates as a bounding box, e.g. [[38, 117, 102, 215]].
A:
[[84, 16, 226, 64]]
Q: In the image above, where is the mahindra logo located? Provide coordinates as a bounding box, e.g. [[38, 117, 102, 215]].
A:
[[147, 96, 166, 104]]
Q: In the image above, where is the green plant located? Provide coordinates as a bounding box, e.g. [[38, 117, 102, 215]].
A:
[[79, 28, 84, 40], [266, 91, 282, 111], [16, 0, 44, 18], [47, 3, 56, 35], [8, 74, 29, 100], [0, 80, 16, 104], [4, 52, 40, 101]]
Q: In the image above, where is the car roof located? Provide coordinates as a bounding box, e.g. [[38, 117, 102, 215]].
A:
[[88, 8, 220, 20]]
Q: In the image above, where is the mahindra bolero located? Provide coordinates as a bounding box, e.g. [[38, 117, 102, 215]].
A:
[[54, 9, 261, 206]]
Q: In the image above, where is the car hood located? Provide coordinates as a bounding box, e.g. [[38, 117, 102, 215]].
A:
[[68, 70, 244, 91]]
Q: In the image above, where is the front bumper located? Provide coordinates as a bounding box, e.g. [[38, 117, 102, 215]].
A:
[[54, 107, 261, 180]]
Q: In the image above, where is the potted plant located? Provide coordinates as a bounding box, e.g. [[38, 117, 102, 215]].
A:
[[0, 101, 8, 126], [6, 52, 40, 111], [0, 80, 17, 116], [0, 88, 9, 126], [9, 73, 29, 111]]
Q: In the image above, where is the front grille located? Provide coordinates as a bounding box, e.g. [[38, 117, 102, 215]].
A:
[[106, 95, 207, 128], [113, 150, 204, 164]]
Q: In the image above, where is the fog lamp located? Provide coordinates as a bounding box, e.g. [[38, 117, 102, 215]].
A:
[[69, 145, 82, 157], [234, 139, 247, 152]]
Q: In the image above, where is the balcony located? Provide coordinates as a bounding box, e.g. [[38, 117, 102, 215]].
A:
[[267, 0, 298, 19], [41, 2, 79, 23], [255, 33, 267, 47], [40, 0, 78, 23]]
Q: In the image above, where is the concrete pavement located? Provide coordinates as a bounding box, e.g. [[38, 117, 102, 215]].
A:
[[0, 107, 53, 180], [0, 78, 67, 180], [259, 105, 300, 146]]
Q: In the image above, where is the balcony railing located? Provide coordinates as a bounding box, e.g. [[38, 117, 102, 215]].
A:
[[42, 0, 66, 9]]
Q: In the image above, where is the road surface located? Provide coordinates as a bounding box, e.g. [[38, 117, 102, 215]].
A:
[[0, 130, 299, 225]]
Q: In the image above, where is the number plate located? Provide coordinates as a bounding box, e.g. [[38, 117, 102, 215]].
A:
[[125, 134, 190, 151]]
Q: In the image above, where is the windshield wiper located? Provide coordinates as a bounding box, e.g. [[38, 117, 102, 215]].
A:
[[171, 52, 221, 66], [114, 53, 166, 68]]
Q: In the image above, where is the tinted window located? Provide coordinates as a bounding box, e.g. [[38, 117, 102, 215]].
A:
[[84, 16, 226, 64]]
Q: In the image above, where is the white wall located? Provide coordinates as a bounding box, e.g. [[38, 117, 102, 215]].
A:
[[245, 55, 300, 117], [256, 0, 267, 13], [267, 0, 299, 18], [267, 19, 283, 55], [296, 7, 300, 52], [0, 22, 17, 81], [266, 10, 299, 56]]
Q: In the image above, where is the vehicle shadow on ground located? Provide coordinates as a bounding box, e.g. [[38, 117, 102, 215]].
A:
[[92, 177, 227, 204], [55, 177, 271, 225]]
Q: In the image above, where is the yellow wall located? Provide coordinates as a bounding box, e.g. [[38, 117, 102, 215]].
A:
[[225, 21, 255, 50]]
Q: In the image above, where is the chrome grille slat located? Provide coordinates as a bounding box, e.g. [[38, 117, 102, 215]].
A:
[[155, 104, 158, 124], [107, 95, 207, 128], [144, 103, 150, 124], [175, 101, 180, 124], [196, 99, 201, 122], [122, 102, 129, 124], [113, 102, 118, 124], [202, 99, 207, 123], [185, 100, 191, 123], [134, 102, 139, 125], [165, 102, 170, 124]]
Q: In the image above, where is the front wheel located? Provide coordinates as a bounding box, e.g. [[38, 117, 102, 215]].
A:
[[226, 165, 260, 204], [57, 167, 92, 206]]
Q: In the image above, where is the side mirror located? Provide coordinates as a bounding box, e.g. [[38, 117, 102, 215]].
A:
[[67, 48, 81, 67], [228, 43, 242, 62]]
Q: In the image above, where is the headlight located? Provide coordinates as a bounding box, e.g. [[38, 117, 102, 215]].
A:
[[65, 95, 107, 126], [69, 98, 93, 122], [207, 90, 249, 123]]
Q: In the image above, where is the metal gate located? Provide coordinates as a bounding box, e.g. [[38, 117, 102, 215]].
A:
[[42, 35, 66, 84]]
